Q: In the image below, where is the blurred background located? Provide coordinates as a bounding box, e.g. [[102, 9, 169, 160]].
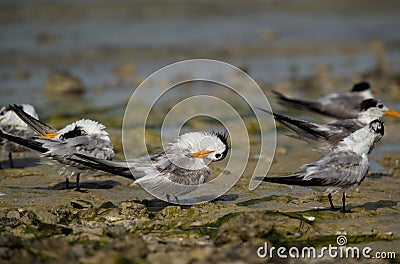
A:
[[1, 0, 400, 112], [1, 0, 400, 156]]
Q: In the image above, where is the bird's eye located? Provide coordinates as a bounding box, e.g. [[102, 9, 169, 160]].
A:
[[215, 153, 222, 159], [378, 104, 383, 108]]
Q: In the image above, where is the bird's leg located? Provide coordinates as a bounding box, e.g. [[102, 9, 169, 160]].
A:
[[8, 152, 14, 169], [75, 173, 88, 193], [328, 193, 335, 210], [342, 192, 346, 212], [174, 195, 180, 204], [76, 173, 80, 190]]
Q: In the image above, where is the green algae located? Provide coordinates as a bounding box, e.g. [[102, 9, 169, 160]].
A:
[[236, 195, 296, 206]]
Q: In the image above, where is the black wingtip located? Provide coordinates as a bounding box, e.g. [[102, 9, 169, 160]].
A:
[[0, 130, 47, 153], [71, 153, 133, 179], [8, 104, 56, 135], [271, 89, 286, 99], [255, 107, 273, 116]]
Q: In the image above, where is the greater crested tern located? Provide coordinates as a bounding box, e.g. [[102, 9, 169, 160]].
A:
[[0, 104, 38, 168], [70, 131, 229, 202], [272, 81, 378, 119], [258, 98, 399, 151], [0, 104, 114, 191], [258, 119, 384, 212]]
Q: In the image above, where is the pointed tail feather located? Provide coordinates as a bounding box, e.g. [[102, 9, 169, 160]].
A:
[[70, 154, 133, 179], [256, 173, 326, 187], [271, 90, 322, 113], [0, 130, 47, 153], [10, 104, 57, 136], [256, 107, 328, 140]]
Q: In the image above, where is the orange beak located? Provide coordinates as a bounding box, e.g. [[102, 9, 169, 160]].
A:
[[371, 88, 380, 95], [39, 132, 58, 139], [384, 109, 400, 118], [191, 150, 215, 158]]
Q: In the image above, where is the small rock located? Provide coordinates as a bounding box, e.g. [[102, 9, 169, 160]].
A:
[[303, 215, 315, 222], [30, 209, 57, 225], [19, 215, 32, 226], [71, 200, 93, 209], [215, 212, 274, 245], [103, 224, 128, 238], [44, 71, 84, 96], [157, 206, 182, 219], [0, 217, 19, 228], [119, 201, 148, 218], [111, 234, 148, 260], [6, 210, 20, 220]]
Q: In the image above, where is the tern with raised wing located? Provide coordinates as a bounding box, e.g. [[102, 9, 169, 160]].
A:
[[258, 98, 399, 151], [0, 104, 114, 191]]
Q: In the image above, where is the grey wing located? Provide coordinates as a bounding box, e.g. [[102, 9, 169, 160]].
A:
[[157, 156, 211, 185], [317, 94, 363, 119], [329, 119, 362, 132], [41, 136, 115, 168], [302, 150, 369, 187], [287, 119, 363, 150], [257, 107, 336, 148], [285, 123, 347, 149], [134, 152, 211, 185], [133, 154, 211, 196]]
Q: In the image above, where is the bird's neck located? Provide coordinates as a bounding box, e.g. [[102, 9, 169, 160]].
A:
[[358, 90, 374, 99], [357, 111, 381, 124], [338, 128, 374, 155]]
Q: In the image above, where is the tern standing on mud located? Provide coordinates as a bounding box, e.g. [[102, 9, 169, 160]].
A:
[[258, 119, 384, 212], [0, 104, 39, 168], [0, 105, 114, 191], [273, 81, 378, 119], [258, 98, 400, 151], [71, 131, 229, 202]]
